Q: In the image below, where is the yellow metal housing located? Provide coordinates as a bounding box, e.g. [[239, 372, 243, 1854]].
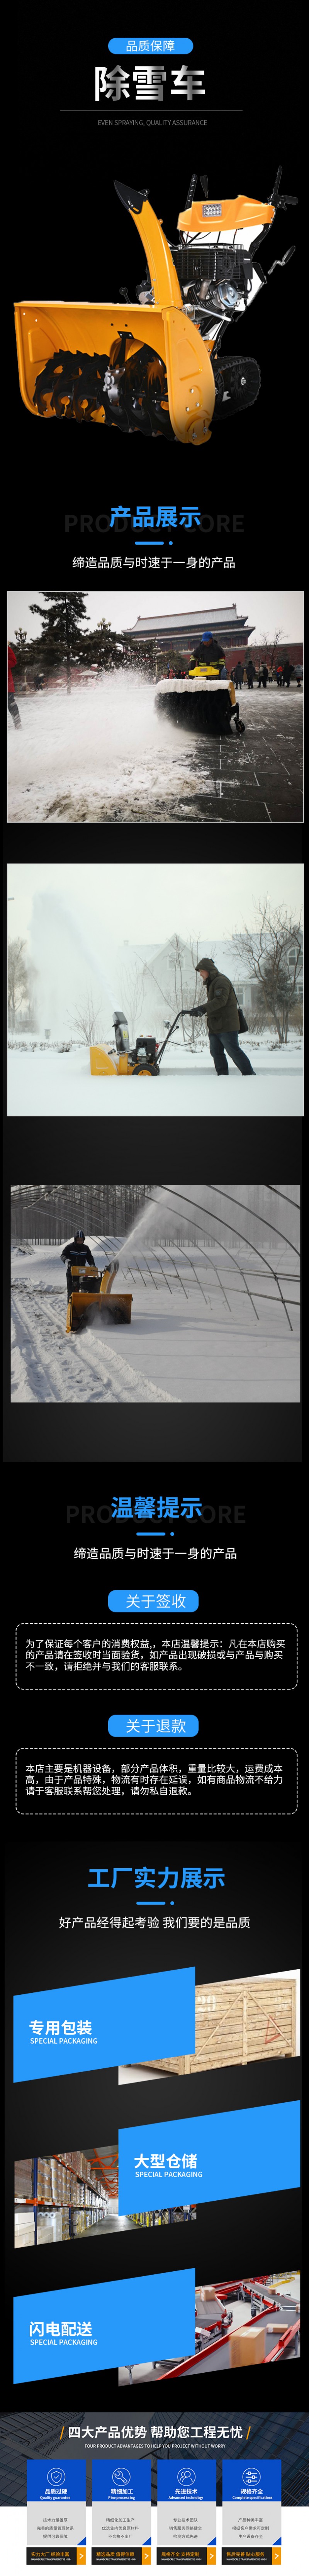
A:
[[66, 1264, 132, 1331], [177, 194, 275, 232], [90, 1047, 155, 1077]]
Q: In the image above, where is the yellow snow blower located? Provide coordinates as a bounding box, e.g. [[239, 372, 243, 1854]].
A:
[[14, 167, 297, 443], [90, 1013, 160, 1079], [66, 1262, 132, 1333]]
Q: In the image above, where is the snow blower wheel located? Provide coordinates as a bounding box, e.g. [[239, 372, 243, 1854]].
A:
[[212, 354, 261, 417], [16, 167, 297, 441]]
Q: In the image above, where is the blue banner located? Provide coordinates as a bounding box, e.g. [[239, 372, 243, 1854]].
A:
[[109, 1715, 199, 1735], [14, 2267, 195, 2385], [119, 2098, 300, 2212], [108, 39, 194, 54], [108, 1592, 199, 1612], [14, 1965, 195, 2084]]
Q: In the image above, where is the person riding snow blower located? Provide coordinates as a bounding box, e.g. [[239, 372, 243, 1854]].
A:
[[61, 1227, 132, 1331], [155, 630, 244, 735]]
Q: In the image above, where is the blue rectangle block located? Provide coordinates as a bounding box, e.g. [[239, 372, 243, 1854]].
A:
[[158, 2463, 216, 2504], [14, 1965, 195, 2084], [109, 1715, 199, 1736], [14, 2268, 195, 2385], [108, 1592, 198, 1612], [27, 2461, 86, 2502], [119, 2099, 300, 2214], [92, 2463, 151, 2504], [222, 2461, 281, 2502]]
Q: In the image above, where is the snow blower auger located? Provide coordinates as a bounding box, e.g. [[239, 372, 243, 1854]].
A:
[[66, 1262, 132, 1332], [14, 166, 297, 442]]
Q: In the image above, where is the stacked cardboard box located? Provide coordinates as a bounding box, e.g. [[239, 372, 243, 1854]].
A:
[[14, 2208, 35, 2249], [14, 2158, 32, 2199], [37, 2210, 63, 2248]]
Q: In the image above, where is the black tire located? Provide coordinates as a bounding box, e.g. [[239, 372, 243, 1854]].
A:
[[213, 355, 261, 420]]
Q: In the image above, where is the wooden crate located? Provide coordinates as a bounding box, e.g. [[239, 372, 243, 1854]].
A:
[[139, 1976, 296, 2076]]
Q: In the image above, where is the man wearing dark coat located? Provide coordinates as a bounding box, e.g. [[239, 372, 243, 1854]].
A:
[[61, 1227, 97, 1303], [193, 957, 256, 1077]]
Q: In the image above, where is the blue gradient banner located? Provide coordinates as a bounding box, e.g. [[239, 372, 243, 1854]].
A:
[[108, 39, 194, 53], [119, 2099, 300, 2213], [14, 1966, 195, 2083], [14, 2269, 195, 2385], [109, 1714, 199, 1735]]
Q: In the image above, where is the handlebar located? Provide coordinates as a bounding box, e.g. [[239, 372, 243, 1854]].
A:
[[268, 165, 298, 209], [156, 1005, 207, 1065]]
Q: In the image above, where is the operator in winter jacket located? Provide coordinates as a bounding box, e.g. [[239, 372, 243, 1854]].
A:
[[61, 1227, 97, 1304], [192, 957, 255, 1078], [8, 643, 21, 727]]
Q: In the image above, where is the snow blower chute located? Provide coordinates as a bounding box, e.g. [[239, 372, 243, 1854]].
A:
[[66, 1262, 132, 1332], [14, 167, 297, 442]]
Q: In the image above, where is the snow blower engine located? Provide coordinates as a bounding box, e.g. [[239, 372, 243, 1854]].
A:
[[14, 166, 297, 444], [90, 1011, 160, 1078]]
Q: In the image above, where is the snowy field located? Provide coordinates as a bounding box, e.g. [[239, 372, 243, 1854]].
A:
[[11, 1240, 300, 1408], [7, 679, 303, 824], [7, 1035, 304, 1120]]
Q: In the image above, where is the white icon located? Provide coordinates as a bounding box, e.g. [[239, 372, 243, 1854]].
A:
[[177, 2470, 196, 2489], [242, 2469, 261, 2488], [112, 2469, 131, 2488], [46, 2468, 66, 2487]]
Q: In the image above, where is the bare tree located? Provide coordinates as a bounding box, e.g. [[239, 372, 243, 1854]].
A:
[[261, 627, 283, 673], [234, 900, 303, 1045], [69, 989, 107, 1046]]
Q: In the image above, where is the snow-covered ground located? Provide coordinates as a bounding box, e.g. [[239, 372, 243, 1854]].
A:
[[10, 1240, 300, 1407], [7, 679, 303, 823], [7, 1036, 303, 1119]]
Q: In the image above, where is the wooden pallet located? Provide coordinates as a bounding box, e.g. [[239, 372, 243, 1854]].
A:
[[140, 1975, 296, 2075]]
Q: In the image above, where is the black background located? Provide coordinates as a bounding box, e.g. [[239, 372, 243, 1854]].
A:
[[8, 49, 301, 570], [5, 1827, 302, 2409], [5, 27, 304, 2444]]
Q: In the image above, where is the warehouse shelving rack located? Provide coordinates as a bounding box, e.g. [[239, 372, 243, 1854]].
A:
[[14, 2151, 109, 2246]]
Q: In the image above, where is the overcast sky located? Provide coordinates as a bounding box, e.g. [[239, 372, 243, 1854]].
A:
[[7, 589, 304, 642], [7, 856, 304, 945]]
